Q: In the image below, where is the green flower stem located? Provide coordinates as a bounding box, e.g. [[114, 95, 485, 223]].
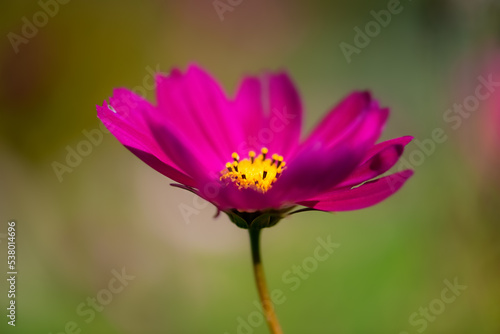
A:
[[249, 228, 283, 334]]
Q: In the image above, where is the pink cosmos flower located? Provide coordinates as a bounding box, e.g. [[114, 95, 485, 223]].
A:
[[97, 65, 413, 220], [98, 64, 414, 332]]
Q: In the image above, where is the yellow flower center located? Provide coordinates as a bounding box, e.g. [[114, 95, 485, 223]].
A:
[[220, 148, 286, 193]]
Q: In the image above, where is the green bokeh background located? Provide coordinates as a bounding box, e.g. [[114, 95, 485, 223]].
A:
[[1, 0, 499, 333]]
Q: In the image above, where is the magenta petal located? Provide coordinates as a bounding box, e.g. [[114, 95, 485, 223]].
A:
[[215, 185, 281, 212], [232, 76, 267, 151], [268, 144, 362, 204], [97, 98, 195, 187], [339, 136, 413, 187], [264, 72, 302, 159], [306, 91, 389, 150], [108, 88, 150, 128], [298, 170, 414, 211], [155, 65, 242, 164], [231, 72, 302, 159], [306, 91, 371, 145], [337, 106, 389, 151], [127, 147, 196, 187], [147, 121, 218, 185], [269, 103, 388, 204]]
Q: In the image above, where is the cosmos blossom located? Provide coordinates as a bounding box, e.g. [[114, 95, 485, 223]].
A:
[[97, 64, 413, 333], [97, 64, 413, 216]]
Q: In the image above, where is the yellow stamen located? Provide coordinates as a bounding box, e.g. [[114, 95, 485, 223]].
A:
[[261, 147, 268, 160], [220, 148, 286, 193], [249, 150, 256, 163]]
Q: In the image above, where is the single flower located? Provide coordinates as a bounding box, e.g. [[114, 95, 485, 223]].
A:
[[97, 64, 413, 223], [97, 64, 413, 334]]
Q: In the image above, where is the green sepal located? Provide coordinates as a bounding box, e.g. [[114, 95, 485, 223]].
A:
[[225, 207, 295, 230], [226, 211, 250, 229]]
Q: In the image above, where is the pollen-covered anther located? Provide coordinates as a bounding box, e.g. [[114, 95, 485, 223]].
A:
[[220, 147, 286, 193]]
